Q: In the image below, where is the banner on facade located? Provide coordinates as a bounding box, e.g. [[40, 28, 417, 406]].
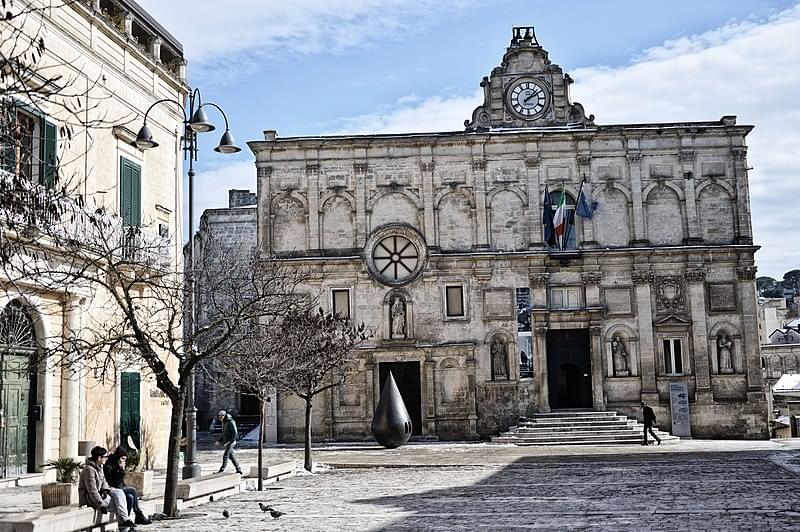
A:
[[516, 288, 533, 378]]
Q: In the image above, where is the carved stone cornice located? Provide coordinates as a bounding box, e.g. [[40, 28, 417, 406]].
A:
[[529, 273, 549, 288], [627, 152, 642, 163], [684, 267, 707, 284], [353, 162, 368, 174], [631, 270, 654, 285], [736, 265, 757, 281], [581, 271, 603, 285], [472, 159, 487, 170]]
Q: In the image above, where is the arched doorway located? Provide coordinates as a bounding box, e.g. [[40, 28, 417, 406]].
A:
[[0, 300, 39, 478]]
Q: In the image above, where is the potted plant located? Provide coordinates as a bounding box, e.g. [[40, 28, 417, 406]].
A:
[[125, 423, 154, 498], [40, 457, 83, 508]]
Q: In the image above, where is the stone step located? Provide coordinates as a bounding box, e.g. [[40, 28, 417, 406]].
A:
[[501, 428, 640, 437], [492, 437, 679, 446], [524, 411, 617, 419], [513, 419, 634, 429]]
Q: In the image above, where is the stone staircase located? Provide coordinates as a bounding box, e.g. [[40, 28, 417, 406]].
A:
[[491, 410, 679, 446]]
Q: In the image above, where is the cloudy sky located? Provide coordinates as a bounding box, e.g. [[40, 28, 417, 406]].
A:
[[137, 0, 800, 279]]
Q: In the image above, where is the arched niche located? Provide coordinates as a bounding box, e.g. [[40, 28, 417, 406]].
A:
[[697, 183, 735, 244], [489, 189, 528, 251], [369, 192, 421, 232], [382, 289, 414, 340], [645, 184, 684, 245], [271, 195, 307, 253], [484, 329, 514, 382], [708, 322, 742, 374], [320, 195, 355, 250], [436, 191, 475, 251], [604, 324, 639, 377], [436, 357, 465, 404], [593, 186, 630, 247]]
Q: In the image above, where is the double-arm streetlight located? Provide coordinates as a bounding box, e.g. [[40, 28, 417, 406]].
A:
[[135, 88, 240, 479]]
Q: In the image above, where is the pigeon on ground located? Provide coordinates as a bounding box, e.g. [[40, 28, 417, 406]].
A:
[[209, 495, 214, 502], [258, 502, 270, 513], [222, 509, 230, 519], [268, 508, 284, 519]]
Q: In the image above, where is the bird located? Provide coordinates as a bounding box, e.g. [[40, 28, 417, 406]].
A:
[[222, 509, 230, 519], [268, 508, 284, 519], [258, 502, 270, 513]]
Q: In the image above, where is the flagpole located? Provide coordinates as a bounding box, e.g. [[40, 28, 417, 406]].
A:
[[560, 180, 566, 250], [565, 177, 585, 250]]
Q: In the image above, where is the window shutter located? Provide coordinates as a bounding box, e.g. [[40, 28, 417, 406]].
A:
[[120, 157, 142, 227], [130, 161, 141, 227], [1, 105, 17, 173], [40, 120, 57, 187]]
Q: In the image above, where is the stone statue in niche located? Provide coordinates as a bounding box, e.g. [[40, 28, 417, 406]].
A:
[[717, 333, 734, 374], [490, 335, 509, 381], [611, 336, 629, 377], [390, 296, 406, 339]]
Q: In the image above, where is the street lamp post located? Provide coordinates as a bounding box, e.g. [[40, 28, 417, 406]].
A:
[[135, 88, 240, 479]]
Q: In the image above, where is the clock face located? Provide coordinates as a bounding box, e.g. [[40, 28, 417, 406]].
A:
[[506, 78, 549, 120]]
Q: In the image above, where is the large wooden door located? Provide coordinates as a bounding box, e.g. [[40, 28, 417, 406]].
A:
[[546, 329, 592, 409], [120, 372, 141, 450], [1, 354, 31, 478]]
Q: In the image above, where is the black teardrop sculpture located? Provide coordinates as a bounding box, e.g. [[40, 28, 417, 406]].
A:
[[371, 371, 413, 448]]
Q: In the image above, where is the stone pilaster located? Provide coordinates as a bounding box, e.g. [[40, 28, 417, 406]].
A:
[[627, 150, 648, 245], [577, 155, 596, 247], [465, 353, 478, 438], [581, 271, 602, 307], [534, 325, 550, 412], [420, 159, 436, 244], [685, 267, 711, 399], [737, 265, 762, 390], [471, 152, 490, 249], [732, 148, 753, 244], [423, 353, 436, 436], [60, 299, 82, 458], [529, 272, 549, 308], [632, 270, 657, 393], [353, 160, 368, 246], [525, 155, 544, 247], [590, 325, 605, 410], [306, 164, 320, 252], [256, 163, 272, 255], [680, 150, 701, 243]]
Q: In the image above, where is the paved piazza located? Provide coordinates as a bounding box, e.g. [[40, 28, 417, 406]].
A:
[[154, 445, 800, 531]]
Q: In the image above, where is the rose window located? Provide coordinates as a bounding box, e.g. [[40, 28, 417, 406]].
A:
[[372, 235, 419, 283]]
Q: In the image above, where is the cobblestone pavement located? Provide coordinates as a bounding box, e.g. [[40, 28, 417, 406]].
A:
[[153, 450, 800, 532]]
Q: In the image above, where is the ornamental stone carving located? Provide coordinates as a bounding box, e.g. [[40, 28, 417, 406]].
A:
[[581, 272, 603, 285], [256, 165, 273, 178], [736, 265, 757, 281], [679, 151, 695, 163], [353, 162, 368, 174], [731, 148, 748, 161], [390, 295, 407, 339], [684, 267, 707, 284], [524, 157, 540, 169], [611, 335, 629, 377], [656, 275, 686, 314], [529, 273, 549, 288], [717, 333, 734, 374], [631, 270, 654, 285], [626, 152, 642, 163], [472, 159, 487, 170], [534, 325, 548, 337], [490, 334, 509, 381], [420, 161, 435, 173]]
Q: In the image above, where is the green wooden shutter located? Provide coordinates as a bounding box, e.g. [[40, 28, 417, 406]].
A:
[[120, 372, 141, 450], [120, 157, 142, 227], [39, 120, 57, 188], [1, 105, 17, 173]]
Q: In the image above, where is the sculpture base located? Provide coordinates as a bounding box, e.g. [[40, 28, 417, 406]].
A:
[[614, 370, 630, 377], [720, 368, 735, 374]]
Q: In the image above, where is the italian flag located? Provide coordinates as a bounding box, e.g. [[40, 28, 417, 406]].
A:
[[553, 187, 567, 249]]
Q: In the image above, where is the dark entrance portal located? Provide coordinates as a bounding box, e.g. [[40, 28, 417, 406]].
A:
[[546, 329, 592, 409], [378, 362, 422, 436]]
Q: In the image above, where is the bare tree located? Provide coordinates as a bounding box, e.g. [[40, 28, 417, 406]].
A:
[[0, 216, 307, 516], [269, 308, 372, 472], [203, 323, 284, 490]]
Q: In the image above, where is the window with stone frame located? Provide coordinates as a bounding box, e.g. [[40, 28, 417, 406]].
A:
[[445, 285, 465, 318], [331, 288, 351, 320], [549, 286, 582, 310], [663, 337, 684, 375], [1, 102, 57, 186]]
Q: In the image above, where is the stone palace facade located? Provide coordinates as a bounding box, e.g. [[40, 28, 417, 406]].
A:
[[248, 27, 767, 441]]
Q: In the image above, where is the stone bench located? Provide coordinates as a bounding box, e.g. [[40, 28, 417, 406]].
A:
[[175, 472, 240, 509], [0, 505, 116, 532], [247, 460, 296, 482]]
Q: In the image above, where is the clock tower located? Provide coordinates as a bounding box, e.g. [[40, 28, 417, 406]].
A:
[[465, 26, 595, 131]]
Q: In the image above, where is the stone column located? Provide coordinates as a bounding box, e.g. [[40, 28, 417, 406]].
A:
[[60, 299, 82, 458], [680, 150, 702, 243], [534, 325, 549, 412], [590, 326, 605, 410], [306, 164, 320, 252], [420, 160, 436, 246], [256, 163, 272, 255], [423, 352, 436, 436], [737, 265, 762, 390], [686, 267, 712, 402], [632, 270, 657, 395], [471, 157, 489, 249], [732, 148, 753, 244], [627, 149, 648, 245]]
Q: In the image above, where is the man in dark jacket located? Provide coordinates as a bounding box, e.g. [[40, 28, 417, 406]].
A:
[[641, 402, 661, 445], [79, 446, 136, 531], [104, 447, 151, 525], [216, 410, 242, 474]]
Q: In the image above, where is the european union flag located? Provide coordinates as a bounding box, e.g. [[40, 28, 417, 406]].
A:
[[576, 189, 596, 219]]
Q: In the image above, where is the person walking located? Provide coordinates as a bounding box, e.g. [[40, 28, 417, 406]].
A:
[[641, 401, 661, 445], [79, 446, 137, 531], [104, 446, 151, 525], [216, 410, 242, 474]]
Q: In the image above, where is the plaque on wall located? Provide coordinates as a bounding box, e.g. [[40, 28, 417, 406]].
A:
[[708, 283, 737, 312], [483, 288, 514, 319], [603, 288, 633, 316]]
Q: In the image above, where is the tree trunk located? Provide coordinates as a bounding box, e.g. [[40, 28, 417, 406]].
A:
[[162, 391, 186, 517], [304, 397, 313, 472], [257, 397, 265, 491]]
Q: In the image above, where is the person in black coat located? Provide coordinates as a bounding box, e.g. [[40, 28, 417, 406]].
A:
[[104, 447, 152, 525], [641, 402, 661, 445]]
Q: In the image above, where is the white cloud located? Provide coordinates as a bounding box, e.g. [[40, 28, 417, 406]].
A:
[[185, 159, 256, 237], [136, 0, 477, 82]]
